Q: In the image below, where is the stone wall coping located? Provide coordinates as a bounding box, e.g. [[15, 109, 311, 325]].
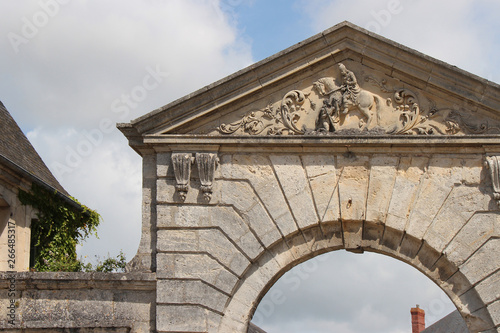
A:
[[0, 271, 156, 290]]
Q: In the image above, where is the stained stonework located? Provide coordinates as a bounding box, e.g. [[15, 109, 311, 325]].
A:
[[215, 63, 500, 136], [117, 21, 500, 333], [2, 22, 500, 333]]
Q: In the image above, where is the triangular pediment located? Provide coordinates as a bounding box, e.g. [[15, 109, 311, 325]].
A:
[[119, 22, 500, 142]]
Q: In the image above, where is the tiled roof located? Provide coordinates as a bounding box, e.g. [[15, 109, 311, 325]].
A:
[[0, 101, 68, 195], [422, 310, 468, 333]]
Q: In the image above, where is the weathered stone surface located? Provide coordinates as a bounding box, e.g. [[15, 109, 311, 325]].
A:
[[0, 272, 155, 332], [302, 155, 339, 222], [445, 212, 500, 267], [5, 21, 500, 333], [220, 180, 282, 248], [405, 156, 460, 240], [222, 154, 297, 236], [473, 270, 500, 306], [157, 205, 263, 259], [487, 300, 500, 328], [460, 238, 500, 286], [157, 279, 229, 313], [385, 156, 428, 232], [157, 228, 250, 276], [337, 155, 369, 221], [157, 253, 238, 294], [425, 185, 491, 253], [157, 304, 215, 332], [270, 154, 319, 229], [365, 155, 398, 223]]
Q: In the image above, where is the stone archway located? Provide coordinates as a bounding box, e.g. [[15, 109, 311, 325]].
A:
[[145, 148, 499, 333], [118, 22, 500, 333], [221, 223, 495, 332], [205, 152, 498, 333]]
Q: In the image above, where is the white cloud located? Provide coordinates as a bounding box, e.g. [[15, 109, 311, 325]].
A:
[[255, 251, 456, 333], [298, 0, 500, 83], [0, 0, 253, 262]]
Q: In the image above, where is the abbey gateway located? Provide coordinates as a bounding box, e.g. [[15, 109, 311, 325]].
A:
[[1, 22, 500, 332]]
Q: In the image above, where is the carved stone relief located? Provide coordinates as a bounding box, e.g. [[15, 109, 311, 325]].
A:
[[215, 63, 500, 136], [171, 152, 219, 202], [196, 153, 219, 202], [171, 153, 194, 201], [485, 155, 500, 208]]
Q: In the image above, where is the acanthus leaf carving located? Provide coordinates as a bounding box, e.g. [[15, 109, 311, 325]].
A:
[[171, 153, 194, 202], [214, 63, 500, 136], [280, 90, 307, 135], [195, 153, 219, 202]]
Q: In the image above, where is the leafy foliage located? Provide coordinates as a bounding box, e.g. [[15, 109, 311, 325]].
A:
[[18, 183, 101, 272], [81, 251, 127, 273]]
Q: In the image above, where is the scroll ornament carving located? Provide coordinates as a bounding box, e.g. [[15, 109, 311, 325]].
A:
[[485, 155, 500, 208], [196, 153, 219, 202], [171, 153, 194, 201], [216, 63, 499, 136]]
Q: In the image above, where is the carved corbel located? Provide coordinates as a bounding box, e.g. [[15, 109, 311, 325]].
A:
[[196, 153, 219, 202], [485, 155, 500, 208], [171, 153, 195, 201]]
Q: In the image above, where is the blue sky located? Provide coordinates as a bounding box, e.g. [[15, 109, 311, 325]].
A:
[[1, 1, 499, 332]]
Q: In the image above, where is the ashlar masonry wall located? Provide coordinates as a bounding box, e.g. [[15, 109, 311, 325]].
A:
[[135, 141, 500, 333]]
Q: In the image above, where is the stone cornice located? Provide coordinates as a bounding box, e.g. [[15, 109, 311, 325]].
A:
[[131, 134, 500, 154]]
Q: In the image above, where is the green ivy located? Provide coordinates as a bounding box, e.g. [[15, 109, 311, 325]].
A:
[[18, 183, 101, 272]]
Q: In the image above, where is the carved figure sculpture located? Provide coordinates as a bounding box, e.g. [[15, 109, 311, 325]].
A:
[[314, 64, 381, 131], [338, 63, 361, 111]]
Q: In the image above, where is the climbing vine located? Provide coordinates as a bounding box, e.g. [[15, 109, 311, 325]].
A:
[[18, 183, 101, 272]]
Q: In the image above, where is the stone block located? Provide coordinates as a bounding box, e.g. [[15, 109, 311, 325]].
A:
[[343, 220, 363, 251], [385, 156, 427, 232], [337, 155, 369, 221], [365, 155, 398, 223], [157, 229, 250, 277], [270, 155, 319, 229], [156, 304, 208, 332], [241, 201, 282, 249], [313, 222, 343, 252], [398, 233, 422, 261], [285, 232, 314, 261], [425, 186, 491, 253], [406, 157, 458, 239], [302, 154, 340, 223], [114, 290, 154, 322], [156, 152, 172, 178], [474, 270, 500, 306], [460, 238, 500, 286], [487, 300, 500, 328], [157, 205, 263, 259], [361, 221, 384, 251], [156, 253, 238, 294], [445, 212, 499, 267], [157, 279, 229, 313], [228, 154, 297, 236]]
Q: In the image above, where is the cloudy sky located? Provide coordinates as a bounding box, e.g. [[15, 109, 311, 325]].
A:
[[1, 0, 499, 332]]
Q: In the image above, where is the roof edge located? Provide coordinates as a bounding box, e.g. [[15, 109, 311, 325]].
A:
[[0, 154, 83, 212], [124, 21, 500, 136]]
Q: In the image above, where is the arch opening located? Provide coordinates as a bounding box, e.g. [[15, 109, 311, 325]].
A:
[[219, 223, 495, 333], [251, 250, 456, 333]]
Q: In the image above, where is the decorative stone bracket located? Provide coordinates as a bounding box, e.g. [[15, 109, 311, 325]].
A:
[[196, 153, 219, 202], [171, 153, 195, 201], [485, 155, 500, 209], [171, 152, 219, 202]]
